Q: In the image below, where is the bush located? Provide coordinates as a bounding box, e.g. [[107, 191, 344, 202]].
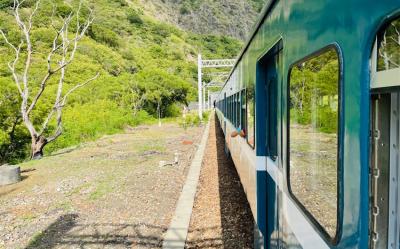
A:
[[165, 104, 182, 117], [151, 23, 171, 38], [44, 100, 151, 154], [117, 0, 128, 7], [127, 9, 143, 25], [57, 4, 73, 18], [180, 5, 190, 15], [178, 112, 201, 129], [0, 0, 12, 9], [88, 24, 120, 48]]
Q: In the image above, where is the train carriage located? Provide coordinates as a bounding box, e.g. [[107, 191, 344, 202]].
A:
[[214, 1, 400, 248]]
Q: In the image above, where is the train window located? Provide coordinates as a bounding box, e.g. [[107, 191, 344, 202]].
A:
[[288, 47, 340, 239], [228, 96, 231, 121], [227, 97, 230, 120], [236, 92, 240, 127], [233, 94, 236, 126], [228, 96, 230, 120], [247, 83, 255, 148], [377, 18, 400, 71], [233, 94, 237, 126], [230, 96, 233, 122], [241, 90, 246, 135]]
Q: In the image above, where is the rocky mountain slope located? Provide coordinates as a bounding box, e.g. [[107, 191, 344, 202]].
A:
[[137, 0, 267, 40]]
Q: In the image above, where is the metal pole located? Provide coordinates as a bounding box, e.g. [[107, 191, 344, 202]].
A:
[[203, 86, 206, 111], [198, 54, 203, 120], [207, 90, 210, 109]]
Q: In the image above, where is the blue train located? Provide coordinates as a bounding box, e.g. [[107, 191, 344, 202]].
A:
[[214, 1, 400, 248]]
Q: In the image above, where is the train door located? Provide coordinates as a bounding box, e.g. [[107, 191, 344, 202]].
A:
[[256, 40, 283, 248], [369, 17, 400, 249]]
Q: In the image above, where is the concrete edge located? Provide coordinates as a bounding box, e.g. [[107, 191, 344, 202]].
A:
[[162, 117, 211, 249]]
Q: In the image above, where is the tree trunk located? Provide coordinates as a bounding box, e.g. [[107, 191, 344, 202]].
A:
[[31, 135, 48, 160]]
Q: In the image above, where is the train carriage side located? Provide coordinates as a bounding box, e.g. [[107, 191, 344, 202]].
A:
[[215, 1, 400, 249]]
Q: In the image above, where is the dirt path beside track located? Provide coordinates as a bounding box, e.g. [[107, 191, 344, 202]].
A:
[[186, 115, 254, 249], [0, 123, 203, 249]]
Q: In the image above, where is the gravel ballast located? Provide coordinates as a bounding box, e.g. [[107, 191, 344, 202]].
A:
[[186, 115, 254, 249]]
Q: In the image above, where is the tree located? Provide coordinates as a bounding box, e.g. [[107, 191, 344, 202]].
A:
[[132, 68, 191, 117], [0, 0, 99, 159]]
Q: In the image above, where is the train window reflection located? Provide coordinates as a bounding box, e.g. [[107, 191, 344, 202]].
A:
[[289, 48, 339, 239], [378, 18, 400, 71]]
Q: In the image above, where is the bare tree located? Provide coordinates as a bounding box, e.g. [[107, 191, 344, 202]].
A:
[[127, 83, 146, 116], [0, 0, 99, 159]]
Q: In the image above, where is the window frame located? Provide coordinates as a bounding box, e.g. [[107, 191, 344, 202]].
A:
[[286, 44, 343, 245]]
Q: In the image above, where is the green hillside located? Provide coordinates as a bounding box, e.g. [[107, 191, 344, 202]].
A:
[[0, 0, 243, 163]]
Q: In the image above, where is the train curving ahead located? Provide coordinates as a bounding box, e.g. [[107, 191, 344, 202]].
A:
[[214, 0, 400, 248]]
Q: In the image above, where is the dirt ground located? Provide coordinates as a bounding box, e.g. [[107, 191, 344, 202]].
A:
[[186, 115, 254, 249], [0, 123, 203, 249]]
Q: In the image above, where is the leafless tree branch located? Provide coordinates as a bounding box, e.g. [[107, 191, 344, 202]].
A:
[[0, 0, 98, 158], [0, 30, 24, 96]]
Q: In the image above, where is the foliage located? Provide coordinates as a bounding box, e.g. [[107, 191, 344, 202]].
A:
[[126, 9, 143, 25], [0, 0, 13, 9], [0, 0, 242, 163], [44, 101, 153, 154], [88, 24, 121, 48], [248, 0, 266, 12], [178, 112, 201, 129]]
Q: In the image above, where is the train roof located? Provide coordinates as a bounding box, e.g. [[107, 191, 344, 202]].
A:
[[221, 0, 276, 91]]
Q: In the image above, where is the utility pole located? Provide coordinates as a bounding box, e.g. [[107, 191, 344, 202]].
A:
[[197, 55, 235, 120], [198, 54, 203, 120], [207, 90, 210, 109], [203, 86, 206, 112]]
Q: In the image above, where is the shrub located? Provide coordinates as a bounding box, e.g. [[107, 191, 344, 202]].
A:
[[88, 24, 120, 48], [0, 0, 12, 9], [151, 23, 170, 38], [56, 4, 73, 18], [180, 5, 190, 15], [178, 112, 201, 129], [165, 104, 182, 117], [44, 100, 152, 154], [127, 9, 143, 25]]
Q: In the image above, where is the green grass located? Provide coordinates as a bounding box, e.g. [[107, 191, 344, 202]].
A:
[[26, 231, 44, 249], [88, 177, 116, 201], [66, 183, 91, 197], [21, 214, 37, 222], [137, 142, 166, 155], [54, 201, 74, 212]]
